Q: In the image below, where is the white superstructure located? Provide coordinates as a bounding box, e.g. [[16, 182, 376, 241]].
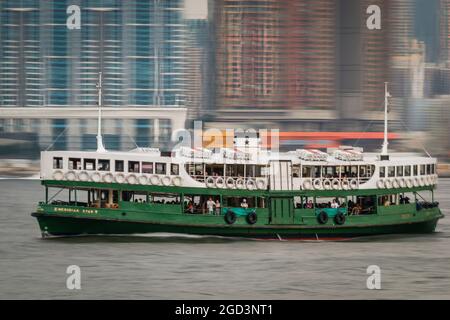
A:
[[41, 144, 438, 192]]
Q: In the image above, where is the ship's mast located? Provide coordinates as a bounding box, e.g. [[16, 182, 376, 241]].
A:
[[96, 72, 106, 153], [380, 82, 390, 160]]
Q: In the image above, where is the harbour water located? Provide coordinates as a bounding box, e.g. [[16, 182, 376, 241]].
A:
[[0, 179, 449, 299]]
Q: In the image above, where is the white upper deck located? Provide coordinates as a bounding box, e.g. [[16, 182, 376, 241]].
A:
[[41, 144, 438, 192]]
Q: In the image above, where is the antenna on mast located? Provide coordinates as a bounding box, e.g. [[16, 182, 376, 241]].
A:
[[380, 82, 390, 160], [96, 72, 106, 153]]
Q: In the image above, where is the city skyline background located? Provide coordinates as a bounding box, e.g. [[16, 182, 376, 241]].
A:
[[0, 0, 449, 165]]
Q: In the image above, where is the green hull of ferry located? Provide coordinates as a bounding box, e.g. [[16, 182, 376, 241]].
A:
[[32, 180, 443, 240]]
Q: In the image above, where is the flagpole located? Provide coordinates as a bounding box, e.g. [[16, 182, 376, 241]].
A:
[[380, 82, 390, 160], [96, 72, 106, 153]]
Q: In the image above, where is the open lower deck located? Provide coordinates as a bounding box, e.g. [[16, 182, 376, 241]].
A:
[[32, 179, 443, 238]]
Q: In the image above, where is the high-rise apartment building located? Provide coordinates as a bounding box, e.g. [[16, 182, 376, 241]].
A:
[[214, 0, 337, 120], [0, 0, 198, 156]]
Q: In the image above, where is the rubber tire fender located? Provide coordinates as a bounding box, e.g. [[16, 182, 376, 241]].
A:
[[334, 213, 346, 225], [246, 211, 257, 225], [224, 210, 237, 225], [317, 211, 328, 224]]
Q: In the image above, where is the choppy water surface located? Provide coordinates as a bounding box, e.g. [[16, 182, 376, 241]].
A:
[[0, 179, 449, 299]]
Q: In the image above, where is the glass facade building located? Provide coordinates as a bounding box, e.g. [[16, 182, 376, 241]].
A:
[[0, 0, 200, 157], [0, 0, 190, 108]]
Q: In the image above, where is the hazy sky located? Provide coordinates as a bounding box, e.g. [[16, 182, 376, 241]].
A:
[[184, 0, 208, 19]]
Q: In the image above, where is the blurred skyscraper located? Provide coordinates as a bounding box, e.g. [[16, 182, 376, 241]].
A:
[[0, 0, 209, 157], [213, 0, 336, 122]]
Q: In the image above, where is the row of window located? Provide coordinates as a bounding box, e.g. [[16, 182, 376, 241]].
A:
[[297, 165, 374, 179], [379, 164, 435, 178], [53, 157, 179, 176]]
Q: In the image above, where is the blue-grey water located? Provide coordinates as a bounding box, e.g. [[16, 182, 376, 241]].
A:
[[0, 179, 449, 299]]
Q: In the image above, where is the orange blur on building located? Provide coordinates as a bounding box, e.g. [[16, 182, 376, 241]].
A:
[[202, 131, 399, 149]]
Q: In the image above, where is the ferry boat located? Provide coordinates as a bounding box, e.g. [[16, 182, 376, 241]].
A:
[[32, 78, 443, 239]]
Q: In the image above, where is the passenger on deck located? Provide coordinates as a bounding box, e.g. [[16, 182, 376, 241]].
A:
[[206, 197, 215, 215], [331, 199, 339, 209], [384, 198, 391, 207], [351, 203, 362, 215], [186, 201, 194, 214], [215, 200, 221, 215], [306, 200, 313, 209], [240, 198, 248, 208]]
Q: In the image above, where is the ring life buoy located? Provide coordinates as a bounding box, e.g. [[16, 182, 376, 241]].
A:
[[246, 179, 256, 190], [256, 178, 267, 190], [419, 177, 425, 187], [334, 213, 346, 225], [313, 178, 323, 190], [413, 177, 420, 187], [398, 178, 406, 188], [53, 170, 64, 180], [205, 176, 215, 188], [235, 178, 245, 189], [392, 179, 400, 189], [103, 173, 114, 183], [91, 172, 101, 182], [138, 175, 148, 185], [406, 178, 413, 188], [433, 175, 438, 185], [115, 173, 125, 183], [302, 179, 312, 190], [224, 210, 237, 225], [246, 211, 257, 225], [332, 179, 341, 190], [377, 179, 385, 189], [349, 179, 358, 190], [162, 176, 172, 186], [317, 211, 328, 224], [150, 175, 160, 185], [226, 177, 235, 189], [323, 179, 332, 190], [65, 171, 76, 181], [127, 174, 137, 184], [384, 179, 392, 189], [341, 179, 350, 190], [215, 177, 225, 188], [172, 176, 182, 186]]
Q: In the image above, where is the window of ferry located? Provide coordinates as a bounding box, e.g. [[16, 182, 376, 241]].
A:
[[84, 159, 96, 170], [396, 166, 403, 177], [432, 164, 436, 174], [53, 157, 63, 169], [128, 161, 140, 173], [171, 164, 179, 175], [313, 166, 321, 178], [156, 162, 166, 175], [359, 165, 372, 178], [142, 162, 153, 174], [388, 166, 395, 177], [322, 166, 337, 178], [405, 165, 411, 176], [379, 167, 386, 178], [261, 165, 269, 177], [413, 165, 418, 176], [115, 160, 124, 172], [246, 165, 263, 177], [420, 164, 426, 175], [98, 159, 110, 171], [69, 158, 81, 170], [302, 166, 312, 178], [292, 165, 300, 178], [427, 164, 432, 175]]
